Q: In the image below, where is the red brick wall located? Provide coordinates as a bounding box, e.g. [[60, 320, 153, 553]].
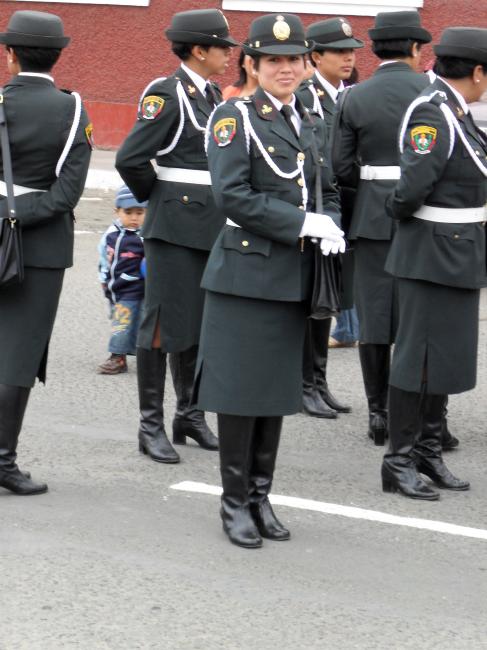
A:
[[0, 0, 478, 147]]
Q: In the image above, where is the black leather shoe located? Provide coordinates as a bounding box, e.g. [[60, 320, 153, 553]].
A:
[[381, 462, 439, 500], [173, 414, 218, 450], [0, 468, 48, 495], [320, 384, 352, 414], [302, 389, 337, 419], [250, 499, 290, 541], [415, 458, 469, 491], [221, 506, 263, 549]]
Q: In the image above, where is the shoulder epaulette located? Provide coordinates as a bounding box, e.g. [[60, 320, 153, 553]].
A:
[[428, 90, 448, 107]]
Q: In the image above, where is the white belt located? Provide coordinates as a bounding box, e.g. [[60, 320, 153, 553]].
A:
[[226, 218, 241, 228], [414, 205, 487, 224], [156, 166, 211, 185], [0, 180, 46, 197], [360, 165, 401, 181]]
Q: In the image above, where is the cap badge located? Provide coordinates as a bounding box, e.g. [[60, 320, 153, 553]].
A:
[[273, 16, 291, 41], [342, 23, 353, 37]]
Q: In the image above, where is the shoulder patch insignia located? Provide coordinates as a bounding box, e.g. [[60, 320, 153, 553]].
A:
[[84, 122, 94, 149], [213, 118, 237, 147], [141, 95, 165, 120], [411, 125, 437, 154]]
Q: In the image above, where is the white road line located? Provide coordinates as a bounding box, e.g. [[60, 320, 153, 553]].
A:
[[170, 480, 487, 542], [80, 197, 103, 201]]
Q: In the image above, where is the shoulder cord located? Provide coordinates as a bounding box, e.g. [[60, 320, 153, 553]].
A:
[[55, 91, 82, 177], [138, 78, 206, 157], [308, 85, 324, 120], [234, 100, 308, 209], [399, 91, 487, 178]]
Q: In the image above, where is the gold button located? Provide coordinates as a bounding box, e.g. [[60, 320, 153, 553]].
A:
[[297, 152, 305, 161], [268, 146, 275, 153], [319, 157, 324, 163], [182, 195, 189, 203], [453, 234, 459, 239], [297, 178, 304, 187], [242, 240, 249, 247], [299, 205, 305, 210], [476, 150, 481, 156]]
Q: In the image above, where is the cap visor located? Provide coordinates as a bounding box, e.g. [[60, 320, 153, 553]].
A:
[[244, 43, 314, 56], [313, 37, 364, 50]]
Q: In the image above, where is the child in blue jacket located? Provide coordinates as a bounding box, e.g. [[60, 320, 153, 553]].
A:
[[97, 186, 147, 374]]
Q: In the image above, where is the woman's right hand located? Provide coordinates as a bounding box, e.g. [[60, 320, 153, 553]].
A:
[[300, 212, 344, 241]]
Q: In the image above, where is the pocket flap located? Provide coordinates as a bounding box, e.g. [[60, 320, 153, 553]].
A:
[[434, 223, 476, 241], [222, 227, 271, 256], [163, 182, 208, 206]]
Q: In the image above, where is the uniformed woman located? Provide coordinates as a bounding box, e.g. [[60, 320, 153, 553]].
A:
[[195, 14, 345, 548], [382, 27, 487, 500], [116, 9, 237, 464], [0, 11, 92, 494]]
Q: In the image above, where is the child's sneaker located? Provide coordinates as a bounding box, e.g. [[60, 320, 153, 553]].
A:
[[97, 353, 128, 374]]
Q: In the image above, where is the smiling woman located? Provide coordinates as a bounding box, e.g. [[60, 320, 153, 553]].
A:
[[194, 13, 346, 549]]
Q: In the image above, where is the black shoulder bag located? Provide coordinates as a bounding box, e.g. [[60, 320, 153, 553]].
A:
[[0, 88, 24, 287], [308, 130, 341, 320]]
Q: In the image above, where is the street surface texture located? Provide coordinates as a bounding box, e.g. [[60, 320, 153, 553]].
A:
[[1, 186, 487, 650]]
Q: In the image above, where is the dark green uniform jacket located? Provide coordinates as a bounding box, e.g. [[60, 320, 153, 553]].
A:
[[0, 74, 91, 387], [115, 67, 224, 251], [297, 74, 336, 134], [385, 78, 487, 289], [201, 87, 341, 302], [332, 62, 430, 241], [0, 74, 92, 268]]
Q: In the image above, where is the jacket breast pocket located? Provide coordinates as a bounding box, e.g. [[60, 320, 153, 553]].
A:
[[433, 223, 476, 242], [162, 182, 209, 208], [221, 227, 271, 257]]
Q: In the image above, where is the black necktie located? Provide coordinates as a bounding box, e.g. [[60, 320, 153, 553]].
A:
[[205, 83, 217, 108], [281, 104, 299, 138]]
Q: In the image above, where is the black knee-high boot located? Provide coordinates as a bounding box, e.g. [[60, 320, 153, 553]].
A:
[[358, 343, 390, 445], [414, 394, 469, 490], [249, 416, 290, 541], [302, 320, 337, 419], [381, 386, 439, 500], [137, 347, 180, 463], [170, 346, 218, 450], [217, 414, 262, 549], [0, 384, 47, 495], [314, 319, 351, 413], [441, 397, 460, 451]]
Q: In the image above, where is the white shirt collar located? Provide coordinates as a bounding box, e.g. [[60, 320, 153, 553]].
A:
[[438, 76, 470, 115], [314, 70, 344, 103], [18, 72, 54, 82], [181, 63, 207, 95]]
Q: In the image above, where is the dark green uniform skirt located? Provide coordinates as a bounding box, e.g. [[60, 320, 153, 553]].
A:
[[137, 239, 209, 353], [0, 268, 65, 388], [354, 238, 398, 344], [195, 291, 307, 416], [390, 278, 480, 395]]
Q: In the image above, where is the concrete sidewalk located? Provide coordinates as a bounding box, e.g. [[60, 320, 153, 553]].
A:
[[85, 148, 121, 190]]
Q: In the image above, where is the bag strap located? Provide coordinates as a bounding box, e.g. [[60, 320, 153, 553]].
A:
[[0, 88, 16, 222]]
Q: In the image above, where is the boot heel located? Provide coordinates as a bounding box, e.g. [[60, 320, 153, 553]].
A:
[[138, 441, 147, 455], [173, 431, 187, 445], [374, 428, 386, 446], [382, 477, 396, 493]]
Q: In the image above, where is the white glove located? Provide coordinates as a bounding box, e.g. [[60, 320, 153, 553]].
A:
[[320, 236, 346, 256], [300, 212, 344, 241]]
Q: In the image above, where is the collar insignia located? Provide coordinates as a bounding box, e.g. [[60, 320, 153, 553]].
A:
[[456, 106, 464, 118], [187, 84, 196, 95], [262, 104, 273, 115], [316, 88, 325, 97]]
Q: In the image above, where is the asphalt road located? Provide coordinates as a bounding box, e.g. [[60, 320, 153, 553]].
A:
[[1, 189, 487, 649]]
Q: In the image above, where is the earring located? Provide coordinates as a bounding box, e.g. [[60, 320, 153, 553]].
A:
[[8, 58, 13, 63], [200, 57, 206, 61], [475, 79, 480, 83]]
